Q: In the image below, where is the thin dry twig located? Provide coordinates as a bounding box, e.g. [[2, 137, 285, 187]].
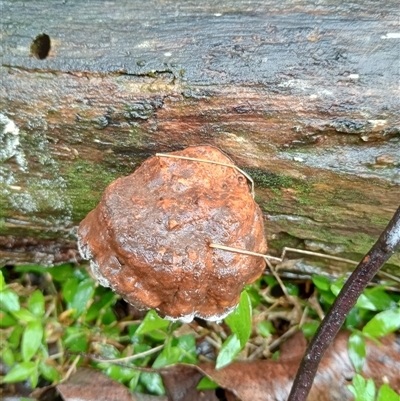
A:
[[65, 351, 161, 373], [205, 335, 222, 350], [308, 291, 325, 320], [265, 258, 290, 298], [280, 247, 358, 265], [210, 243, 282, 262], [91, 344, 165, 363], [61, 355, 81, 382], [156, 153, 255, 197]]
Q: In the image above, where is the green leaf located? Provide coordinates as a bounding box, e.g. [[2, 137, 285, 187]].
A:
[[246, 285, 262, 308], [377, 383, 400, 401], [0, 288, 20, 312], [105, 365, 138, 383], [0, 312, 18, 327], [15, 265, 47, 274], [271, 350, 280, 360], [348, 374, 376, 401], [22, 320, 44, 362], [73, 267, 90, 280], [225, 290, 252, 347], [177, 334, 196, 352], [152, 346, 182, 368], [263, 276, 278, 288], [348, 332, 366, 373], [14, 263, 74, 281], [362, 308, 400, 338], [63, 327, 88, 352], [39, 361, 61, 383], [355, 294, 379, 311], [128, 371, 141, 390], [330, 277, 345, 296], [319, 290, 336, 305], [95, 343, 120, 360], [135, 310, 170, 335], [12, 308, 36, 322], [356, 288, 394, 311], [101, 308, 117, 325], [301, 321, 319, 339], [257, 320, 275, 338], [216, 334, 241, 369], [85, 289, 115, 322], [8, 325, 24, 349], [2, 361, 36, 383], [140, 372, 165, 395], [130, 344, 152, 366], [2, 347, 15, 367], [62, 278, 79, 303], [101, 325, 121, 339], [30, 365, 39, 388], [48, 264, 74, 282], [28, 290, 45, 317], [345, 307, 363, 329], [312, 275, 331, 292], [0, 270, 5, 291], [69, 279, 95, 317], [197, 376, 219, 390], [285, 282, 299, 296], [176, 334, 197, 363]]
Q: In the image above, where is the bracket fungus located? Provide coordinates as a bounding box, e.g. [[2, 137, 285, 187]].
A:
[[78, 145, 267, 322]]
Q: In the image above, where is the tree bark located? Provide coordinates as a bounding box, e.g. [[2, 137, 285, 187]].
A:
[[1, 0, 399, 273]]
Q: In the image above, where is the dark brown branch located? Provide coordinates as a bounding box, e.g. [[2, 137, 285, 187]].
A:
[[288, 206, 400, 401]]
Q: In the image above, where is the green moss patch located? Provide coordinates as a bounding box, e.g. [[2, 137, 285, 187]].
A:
[[63, 159, 133, 221], [244, 168, 295, 190]]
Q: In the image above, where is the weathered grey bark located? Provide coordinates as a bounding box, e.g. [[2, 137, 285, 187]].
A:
[[1, 0, 399, 276]]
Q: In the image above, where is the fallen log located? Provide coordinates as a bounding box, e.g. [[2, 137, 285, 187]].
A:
[[1, 0, 399, 273]]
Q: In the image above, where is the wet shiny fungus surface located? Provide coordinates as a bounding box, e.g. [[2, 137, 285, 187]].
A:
[[78, 145, 267, 322]]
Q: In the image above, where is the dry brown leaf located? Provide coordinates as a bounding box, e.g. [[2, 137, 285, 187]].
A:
[[160, 364, 218, 401], [196, 331, 400, 401], [36, 331, 400, 401], [56, 367, 138, 401]]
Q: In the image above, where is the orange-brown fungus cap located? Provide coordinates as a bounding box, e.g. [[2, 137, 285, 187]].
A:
[[78, 146, 267, 322]]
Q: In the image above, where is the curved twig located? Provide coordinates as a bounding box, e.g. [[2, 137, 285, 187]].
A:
[[288, 206, 400, 401]]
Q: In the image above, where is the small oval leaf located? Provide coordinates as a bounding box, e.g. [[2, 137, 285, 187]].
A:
[[39, 361, 61, 383], [0, 289, 20, 312], [362, 308, 400, 338], [225, 290, 252, 347], [152, 346, 182, 368], [348, 332, 366, 373], [348, 374, 376, 401], [377, 383, 400, 401], [135, 310, 170, 335], [12, 308, 36, 323], [216, 333, 241, 369], [22, 320, 44, 362], [28, 290, 45, 317], [70, 279, 95, 317], [2, 361, 36, 383], [312, 275, 331, 292], [0, 271, 5, 291], [140, 372, 165, 395]]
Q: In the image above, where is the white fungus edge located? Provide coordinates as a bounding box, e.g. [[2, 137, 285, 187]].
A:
[[89, 259, 111, 288], [161, 303, 237, 323], [77, 235, 111, 288]]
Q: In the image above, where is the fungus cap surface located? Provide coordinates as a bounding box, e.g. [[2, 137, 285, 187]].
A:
[[78, 145, 267, 322]]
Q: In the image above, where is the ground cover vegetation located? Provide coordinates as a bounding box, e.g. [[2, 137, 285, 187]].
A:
[[0, 259, 399, 400]]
